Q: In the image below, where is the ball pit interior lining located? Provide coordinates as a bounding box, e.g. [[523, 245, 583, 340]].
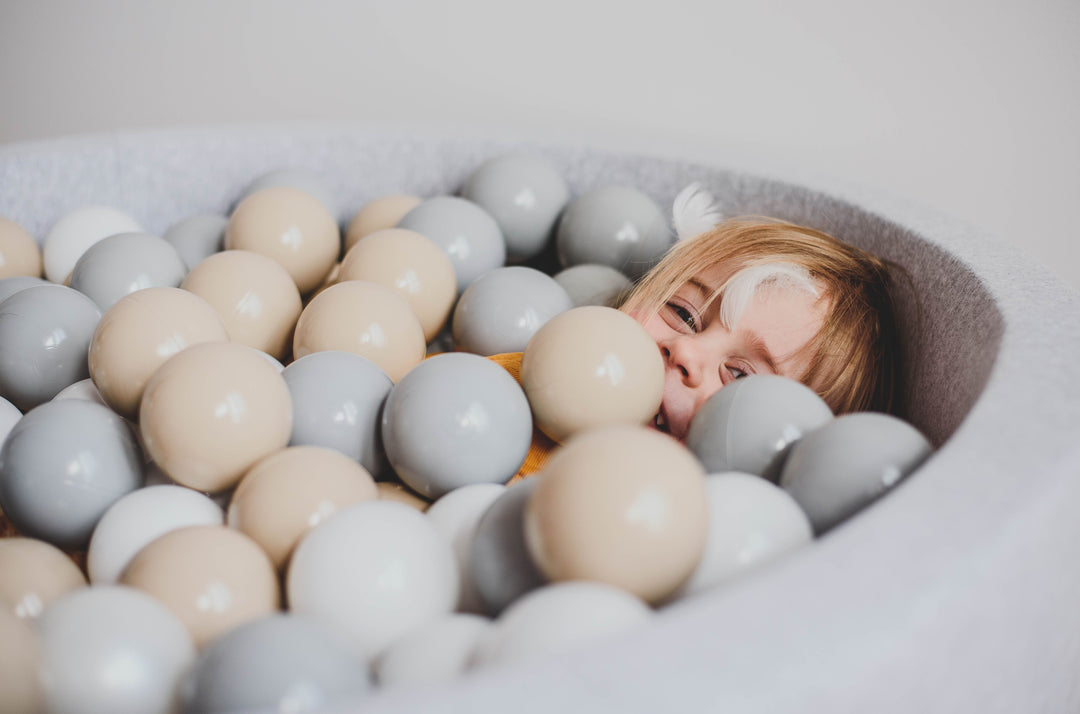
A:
[[2, 125, 1079, 712]]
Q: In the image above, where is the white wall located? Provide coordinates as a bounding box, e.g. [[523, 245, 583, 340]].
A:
[[2, 0, 1077, 288]]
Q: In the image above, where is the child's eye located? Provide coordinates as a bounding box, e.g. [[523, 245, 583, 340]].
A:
[[727, 366, 748, 380], [667, 303, 698, 331]]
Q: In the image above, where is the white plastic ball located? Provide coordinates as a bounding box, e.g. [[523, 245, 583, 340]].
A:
[[287, 500, 458, 662], [87, 485, 225, 584], [425, 483, 507, 613], [375, 613, 492, 687], [43, 205, 142, 283]]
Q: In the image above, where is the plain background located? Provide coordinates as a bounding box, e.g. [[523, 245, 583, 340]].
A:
[[1, 0, 1077, 289]]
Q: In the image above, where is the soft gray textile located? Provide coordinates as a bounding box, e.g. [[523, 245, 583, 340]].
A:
[[2, 125, 1078, 713]]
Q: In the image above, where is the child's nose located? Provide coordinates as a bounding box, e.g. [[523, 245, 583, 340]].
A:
[[661, 336, 710, 389]]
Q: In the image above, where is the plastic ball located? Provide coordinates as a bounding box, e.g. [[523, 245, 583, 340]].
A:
[[0, 217, 43, 278], [180, 249, 302, 360], [469, 478, 547, 615], [139, 342, 292, 492], [0, 395, 21, 448], [553, 263, 633, 307], [381, 353, 533, 499], [0, 603, 44, 713], [0, 284, 102, 411], [779, 412, 934, 534], [287, 500, 458, 661], [375, 613, 492, 687], [37, 586, 195, 714], [87, 485, 224, 584], [555, 185, 671, 278], [162, 213, 227, 270], [521, 305, 664, 443], [42, 205, 142, 283], [685, 375, 834, 482], [345, 194, 422, 252], [120, 525, 280, 648], [451, 266, 573, 355], [524, 425, 708, 603], [0, 275, 48, 302], [225, 186, 339, 294], [471, 581, 651, 669], [338, 228, 457, 342], [396, 195, 506, 294], [460, 153, 569, 261], [282, 351, 393, 475], [669, 473, 813, 601], [0, 399, 142, 550], [239, 168, 338, 220], [180, 613, 372, 713], [228, 446, 379, 571], [425, 483, 506, 613], [0, 537, 87, 619], [69, 231, 188, 311], [293, 280, 426, 383]]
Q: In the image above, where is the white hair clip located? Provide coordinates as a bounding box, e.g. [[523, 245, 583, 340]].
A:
[[672, 182, 724, 242]]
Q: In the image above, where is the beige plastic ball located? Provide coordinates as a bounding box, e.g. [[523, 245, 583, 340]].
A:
[[89, 287, 229, 419], [118, 525, 279, 648], [338, 228, 457, 342], [0, 603, 44, 713], [292, 280, 426, 382], [227, 446, 379, 570], [180, 250, 302, 360], [225, 186, 339, 294], [139, 342, 293, 493], [524, 425, 708, 603], [376, 481, 431, 512], [521, 306, 664, 443], [0, 538, 87, 619], [0, 217, 43, 279], [344, 194, 422, 252]]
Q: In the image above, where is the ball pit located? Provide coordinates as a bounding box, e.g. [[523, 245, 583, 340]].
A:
[[0, 126, 1078, 713]]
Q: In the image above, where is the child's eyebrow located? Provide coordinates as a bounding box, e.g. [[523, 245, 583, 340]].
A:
[[744, 330, 780, 373]]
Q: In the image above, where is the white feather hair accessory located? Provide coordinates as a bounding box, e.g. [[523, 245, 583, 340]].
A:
[[672, 182, 724, 242]]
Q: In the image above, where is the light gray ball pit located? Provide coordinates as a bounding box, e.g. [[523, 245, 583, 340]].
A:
[[1, 125, 1078, 713]]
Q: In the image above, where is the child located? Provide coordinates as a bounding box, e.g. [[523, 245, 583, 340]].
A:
[[501, 186, 901, 480]]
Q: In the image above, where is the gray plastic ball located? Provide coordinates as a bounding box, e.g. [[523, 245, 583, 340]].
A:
[[780, 412, 933, 534], [0, 399, 142, 549], [451, 266, 573, 355], [686, 375, 834, 483], [0, 275, 48, 303], [553, 263, 633, 307], [0, 284, 102, 411], [180, 613, 371, 714], [282, 351, 393, 476], [162, 214, 227, 270], [381, 353, 532, 499], [555, 185, 672, 278], [397, 196, 506, 294], [460, 153, 569, 261], [239, 168, 338, 219], [38, 586, 195, 714], [469, 477, 547, 615], [70, 232, 188, 311]]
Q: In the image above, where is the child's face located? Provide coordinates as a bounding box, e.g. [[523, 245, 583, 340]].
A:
[[632, 270, 829, 442]]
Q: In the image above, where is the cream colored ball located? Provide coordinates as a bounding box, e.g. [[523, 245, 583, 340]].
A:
[[292, 280, 426, 382], [523, 425, 708, 604], [227, 446, 379, 571], [89, 287, 229, 419], [0, 217, 43, 279], [139, 342, 292, 492], [338, 228, 456, 342], [344, 194, 422, 252], [0, 538, 86, 619], [180, 250, 302, 360], [225, 186, 339, 294], [521, 306, 664, 443]]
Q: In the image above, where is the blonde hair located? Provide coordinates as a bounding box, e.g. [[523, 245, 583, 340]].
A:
[[618, 217, 900, 415]]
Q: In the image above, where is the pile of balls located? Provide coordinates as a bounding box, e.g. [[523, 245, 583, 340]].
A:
[[0, 154, 932, 713]]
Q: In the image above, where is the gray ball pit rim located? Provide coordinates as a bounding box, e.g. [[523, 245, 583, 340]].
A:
[[2, 124, 1079, 713]]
